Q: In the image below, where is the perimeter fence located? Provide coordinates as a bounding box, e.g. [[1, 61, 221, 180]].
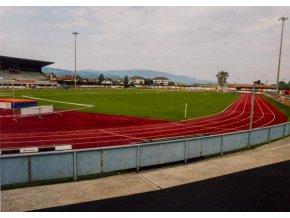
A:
[[1, 122, 289, 186]]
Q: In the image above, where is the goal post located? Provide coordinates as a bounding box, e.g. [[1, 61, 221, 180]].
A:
[[0, 95, 94, 120], [21, 105, 54, 116], [12, 105, 54, 120]]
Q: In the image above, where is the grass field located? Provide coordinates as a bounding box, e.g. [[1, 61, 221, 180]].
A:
[[1, 88, 240, 121], [264, 96, 290, 121]]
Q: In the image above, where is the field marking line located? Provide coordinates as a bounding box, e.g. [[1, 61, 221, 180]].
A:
[[123, 95, 250, 137], [149, 94, 272, 138], [22, 95, 94, 107], [1, 132, 140, 145], [132, 127, 241, 141], [101, 94, 247, 135], [99, 129, 146, 141], [180, 94, 246, 123], [191, 94, 265, 134], [180, 93, 242, 122], [1, 130, 110, 140], [0, 95, 95, 118], [1, 136, 141, 148], [132, 99, 256, 136], [107, 95, 245, 138], [210, 94, 258, 134], [211, 95, 272, 134], [1, 124, 244, 148], [257, 95, 277, 127], [1, 137, 142, 150]]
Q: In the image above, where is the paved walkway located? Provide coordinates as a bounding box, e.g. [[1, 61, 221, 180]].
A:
[[1, 137, 290, 212]]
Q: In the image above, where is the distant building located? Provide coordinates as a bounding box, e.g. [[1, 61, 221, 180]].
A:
[[46, 73, 57, 81], [79, 78, 97, 83], [56, 75, 80, 82], [129, 76, 145, 85], [56, 75, 81, 87], [112, 78, 124, 85], [79, 78, 97, 85], [102, 78, 112, 85], [152, 77, 170, 86]]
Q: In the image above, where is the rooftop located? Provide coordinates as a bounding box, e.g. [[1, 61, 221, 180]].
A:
[[0, 55, 54, 69]]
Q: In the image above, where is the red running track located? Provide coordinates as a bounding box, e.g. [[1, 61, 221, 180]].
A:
[[0, 94, 288, 151]]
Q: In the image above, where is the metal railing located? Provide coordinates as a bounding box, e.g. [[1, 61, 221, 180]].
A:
[[1, 122, 289, 186]]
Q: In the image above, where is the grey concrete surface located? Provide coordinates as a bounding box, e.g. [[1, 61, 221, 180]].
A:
[[1, 136, 290, 212]]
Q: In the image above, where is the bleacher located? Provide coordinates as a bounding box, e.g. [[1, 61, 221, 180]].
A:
[[0, 55, 58, 89], [0, 70, 48, 81]]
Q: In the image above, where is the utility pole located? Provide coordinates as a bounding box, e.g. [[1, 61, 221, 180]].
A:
[[276, 17, 288, 93], [72, 32, 79, 89]]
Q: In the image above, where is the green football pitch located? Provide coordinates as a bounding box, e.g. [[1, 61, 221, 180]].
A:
[[1, 88, 240, 121]]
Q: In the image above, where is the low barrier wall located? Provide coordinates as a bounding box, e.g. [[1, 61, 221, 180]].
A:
[[1, 122, 289, 186]]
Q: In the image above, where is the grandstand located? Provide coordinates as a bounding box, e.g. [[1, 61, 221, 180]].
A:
[[0, 55, 58, 89]]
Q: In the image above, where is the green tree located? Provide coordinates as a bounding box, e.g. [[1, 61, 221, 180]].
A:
[[98, 74, 104, 85], [279, 80, 290, 90], [216, 71, 229, 92], [145, 78, 151, 85], [124, 75, 129, 87]]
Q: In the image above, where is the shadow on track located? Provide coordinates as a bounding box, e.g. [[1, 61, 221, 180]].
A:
[[34, 160, 290, 212]]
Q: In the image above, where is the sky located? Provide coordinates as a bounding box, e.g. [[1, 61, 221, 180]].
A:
[[0, 6, 289, 84]]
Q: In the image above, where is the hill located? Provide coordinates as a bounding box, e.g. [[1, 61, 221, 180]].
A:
[[42, 67, 212, 85]]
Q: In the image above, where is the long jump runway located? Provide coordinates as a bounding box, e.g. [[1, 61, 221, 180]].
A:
[[0, 94, 288, 151]]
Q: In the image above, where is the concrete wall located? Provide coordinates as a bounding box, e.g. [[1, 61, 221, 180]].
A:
[[1, 123, 289, 186]]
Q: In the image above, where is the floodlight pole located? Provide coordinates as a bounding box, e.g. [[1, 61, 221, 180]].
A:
[[250, 80, 260, 130], [72, 32, 79, 89], [276, 17, 288, 93], [12, 79, 15, 99], [12, 79, 16, 112]]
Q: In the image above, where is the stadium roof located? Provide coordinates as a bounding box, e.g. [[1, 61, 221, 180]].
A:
[[0, 55, 54, 69]]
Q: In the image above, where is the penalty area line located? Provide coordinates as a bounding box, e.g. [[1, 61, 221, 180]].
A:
[[22, 95, 94, 108]]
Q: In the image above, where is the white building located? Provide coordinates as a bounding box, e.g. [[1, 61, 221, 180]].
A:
[[101, 78, 112, 85], [152, 77, 169, 86], [129, 76, 145, 85]]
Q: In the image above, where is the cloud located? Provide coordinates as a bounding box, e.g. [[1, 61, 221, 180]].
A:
[[0, 6, 289, 83]]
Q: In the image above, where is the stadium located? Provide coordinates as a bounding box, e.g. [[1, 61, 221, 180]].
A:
[[0, 55, 289, 188]]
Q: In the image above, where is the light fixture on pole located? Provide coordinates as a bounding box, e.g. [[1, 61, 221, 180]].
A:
[[276, 17, 288, 93], [72, 32, 79, 89], [249, 80, 261, 130]]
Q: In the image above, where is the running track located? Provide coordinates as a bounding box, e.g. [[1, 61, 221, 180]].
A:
[[0, 94, 288, 151]]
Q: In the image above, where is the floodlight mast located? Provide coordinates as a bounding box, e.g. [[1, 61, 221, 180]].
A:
[[249, 80, 261, 130], [276, 17, 288, 93], [72, 32, 79, 89]]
